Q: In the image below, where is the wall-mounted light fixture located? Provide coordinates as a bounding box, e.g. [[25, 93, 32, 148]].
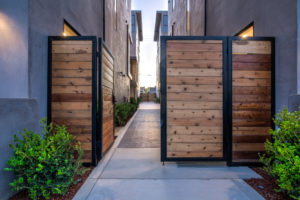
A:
[[118, 72, 126, 77]]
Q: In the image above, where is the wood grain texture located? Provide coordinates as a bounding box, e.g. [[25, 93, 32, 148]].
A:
[[101, 46, 114, 154], [166, 40, 224, 158], [51, 41, 93, 163], [167, 126, 223, 135], [168, 60, 222, 68], [167, 77, 222, 85], [231, 40, 272, 163]]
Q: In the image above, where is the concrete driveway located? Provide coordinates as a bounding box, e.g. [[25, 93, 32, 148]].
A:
[[74, 102, 264, 200]]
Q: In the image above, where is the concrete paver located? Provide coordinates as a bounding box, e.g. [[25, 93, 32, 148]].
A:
[[74, 103, 264, 200], [87, 179, 263, 200], [118, 109, 160, 148], [100, 148, 261, 180]]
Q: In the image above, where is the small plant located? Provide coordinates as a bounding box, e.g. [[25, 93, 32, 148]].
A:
[[154, 97, 160, 104], [115, 99, 139, 126], [259, 107, 300, 199], [4, 118, 85, 200]]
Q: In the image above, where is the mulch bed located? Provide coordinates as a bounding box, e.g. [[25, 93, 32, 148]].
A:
[[9, 166, 94, 200], [245, 167, 292, 200]]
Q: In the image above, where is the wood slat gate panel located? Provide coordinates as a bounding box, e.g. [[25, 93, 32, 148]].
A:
[[163, 38, 226, 161], [230, 38, 274, 164], [101, 45, 114, 154], [49, 37, 97, 164]]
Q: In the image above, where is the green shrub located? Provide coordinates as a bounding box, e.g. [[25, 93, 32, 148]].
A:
[[259, 107, 300, 199], [115, 101, 139, 126], [4, 118, 85, 200], [154, 97, 160, 104]]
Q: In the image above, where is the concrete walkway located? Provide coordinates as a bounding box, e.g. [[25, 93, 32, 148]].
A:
[[74, 102, 264, 200]]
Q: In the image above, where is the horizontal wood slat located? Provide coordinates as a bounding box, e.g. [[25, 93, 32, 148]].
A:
[[167, 85, 222, 93], [168, 60, 222, 68], [167, 68, 222, 77], [167, 101, 222, 110], [52, 44, 92, 54], [167, 126, 223, 135], [101, 45, 114, 154], [166, 40, 224, 159], [232, 39, 272, 164], [167, 77, 222, 85], [50, 40, 94, 163]]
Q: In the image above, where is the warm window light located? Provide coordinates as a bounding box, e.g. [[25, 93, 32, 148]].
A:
[[63, 21, 79, 36], [237, 24, 254, 38], [114, 0, 117, 30], [186, 0, 190, 33]]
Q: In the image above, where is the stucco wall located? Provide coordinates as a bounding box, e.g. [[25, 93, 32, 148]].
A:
[[29, 0, 104, 120], [206, 0, 297, 112], [0, 99, 39, 200], [0, 0, 29, 98], [105, 0, 131, 103]]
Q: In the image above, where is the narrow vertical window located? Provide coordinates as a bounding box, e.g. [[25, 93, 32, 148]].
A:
[[125, 0, 128, 9], [163, 15, 168, 33], [186, 0, 190, 33], [114, 0, 117, 30], [132, 15, 136, 33], [172, 0, 176, 11]]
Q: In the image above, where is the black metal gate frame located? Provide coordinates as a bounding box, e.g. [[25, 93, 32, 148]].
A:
[[48, 36, 115, 166], [160, 36, 275, 165]]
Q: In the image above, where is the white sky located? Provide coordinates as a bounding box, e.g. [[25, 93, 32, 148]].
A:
[[132, 0, 168, 88]]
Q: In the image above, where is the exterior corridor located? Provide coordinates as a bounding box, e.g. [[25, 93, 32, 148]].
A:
[[74, 102, 264, 200]]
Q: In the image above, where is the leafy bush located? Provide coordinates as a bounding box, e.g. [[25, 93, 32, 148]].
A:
[[259, 107, 300, 199], [115, 99, 139, 126], [4, 119, 85, 200], [154, 97, 160, 104]]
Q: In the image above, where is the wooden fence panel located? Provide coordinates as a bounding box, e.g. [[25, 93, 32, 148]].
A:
[[101, 46, 114, 154], [165, 39, 225, 159], [49, 37, 96, 164], [231, 39, 273, 164]]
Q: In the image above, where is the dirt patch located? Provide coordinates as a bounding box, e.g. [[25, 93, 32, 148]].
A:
[[9, 167, 94, 200], [245, 167, 291, 200]]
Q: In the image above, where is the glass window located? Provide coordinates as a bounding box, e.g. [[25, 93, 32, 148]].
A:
[[237, 23, 254, 38], [132, 15, 136, 33], [114, 0, 117, 30], [186, 0, 190, 33], [172, 0, 175, 11], [63, 20, 79, 36], [163, 15, 168, 33]]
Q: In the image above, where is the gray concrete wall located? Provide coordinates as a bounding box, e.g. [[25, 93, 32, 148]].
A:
[[105, 0, 132, 103], [206, 0, 297, 112], [29, 0, 104, 120], [0, 99, 39, 200], [167, 0, 298, 112], [0, 0, 29, 98]]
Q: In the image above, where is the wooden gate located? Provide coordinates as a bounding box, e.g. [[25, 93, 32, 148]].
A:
[[228, 37, 275, 165], [48, 37, 115, 165], [161, 36, 228, 161], [160, 36, 275, 165]]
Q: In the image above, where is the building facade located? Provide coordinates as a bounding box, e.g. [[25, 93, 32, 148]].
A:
[[154, 11, 168, 98], [130, 10, 143, 100], [0, 0, 131, 198], [167, 0, 300, 112]]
